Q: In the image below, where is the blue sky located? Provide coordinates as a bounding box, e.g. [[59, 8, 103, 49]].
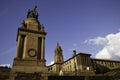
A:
[[0, 0, 120, 66]]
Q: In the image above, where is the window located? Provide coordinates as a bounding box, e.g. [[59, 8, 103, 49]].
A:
[[51, 67, 52, 70], [18, 35, 26, 58], [38, 37, 42, 59]]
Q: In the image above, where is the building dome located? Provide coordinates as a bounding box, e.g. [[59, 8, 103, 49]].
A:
[[54, 43, 62, 54], [54, 43, 64, 63]]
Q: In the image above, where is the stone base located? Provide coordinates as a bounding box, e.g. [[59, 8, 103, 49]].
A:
[[9, 58, 48, 80], [9, 72, 48, 80]]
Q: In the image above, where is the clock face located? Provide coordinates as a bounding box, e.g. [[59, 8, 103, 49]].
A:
[[28, 49, 36, 57]]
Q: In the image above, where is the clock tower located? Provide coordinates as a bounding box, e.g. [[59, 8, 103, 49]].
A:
[[9, 6, 48, 80]]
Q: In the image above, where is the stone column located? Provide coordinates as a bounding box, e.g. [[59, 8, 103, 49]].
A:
[[22, 35, 27, 59], [15, 35, 21, 58], [41, 37, 45, 60]]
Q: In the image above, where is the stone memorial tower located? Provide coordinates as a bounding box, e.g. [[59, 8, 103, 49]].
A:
[[9, 6, 48, 80]]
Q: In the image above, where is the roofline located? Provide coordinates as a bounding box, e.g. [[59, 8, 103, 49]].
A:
[[63, 52, 91, 63], [91, 58, 120, 62], [47, 63, 62, 67], [47, 53, 120, 67]]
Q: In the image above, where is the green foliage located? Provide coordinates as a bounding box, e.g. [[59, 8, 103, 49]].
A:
[[85, 76, 89, 80], [111, 67, 120, 71], [89, 76, 118, 80], [95, 64, 110, 74]]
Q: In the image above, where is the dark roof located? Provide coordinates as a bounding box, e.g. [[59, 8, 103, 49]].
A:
[[79, 52, 91, 56], [91, 58, 120, 62], [63, 52, 91, 63]]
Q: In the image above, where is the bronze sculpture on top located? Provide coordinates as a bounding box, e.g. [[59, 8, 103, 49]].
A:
[[9, 6, 48, 80], [27, 5, 39, 19]]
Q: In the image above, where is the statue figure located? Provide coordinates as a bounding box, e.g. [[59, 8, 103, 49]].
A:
[[21, 20, 26, 28], [27, 5, 39, 19]]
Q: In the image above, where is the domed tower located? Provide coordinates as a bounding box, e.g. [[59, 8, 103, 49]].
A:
[[9, 6, 48, 80], [54, 43, 64, 63]]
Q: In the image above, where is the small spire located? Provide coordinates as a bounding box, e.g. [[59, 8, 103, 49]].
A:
[[57, 41, 59, 46]]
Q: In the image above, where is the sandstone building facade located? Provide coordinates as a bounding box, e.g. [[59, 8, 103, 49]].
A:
[[48, 43, 120, 76]]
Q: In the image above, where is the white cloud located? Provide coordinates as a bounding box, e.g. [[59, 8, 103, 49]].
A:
[[47, 61, 54, 66], [95, 47, 111, 59], [85, 32, 120, 60], [84, 37, 108, 46], [0, 64, 11, 68]]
